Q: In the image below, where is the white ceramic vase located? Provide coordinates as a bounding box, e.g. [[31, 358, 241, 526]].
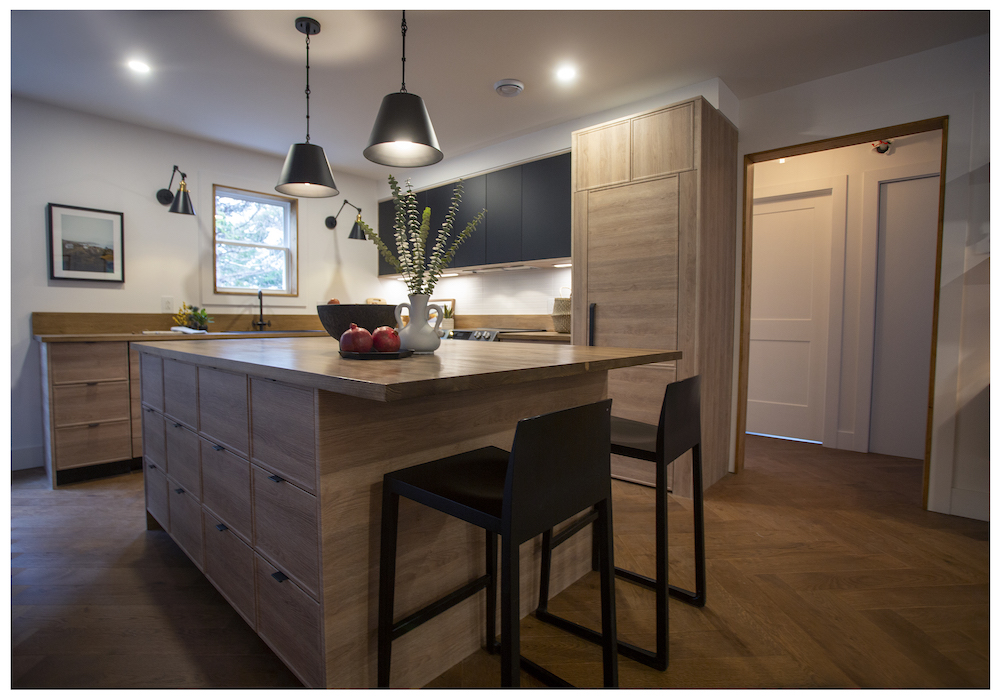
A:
[[395, 294, 444, 354]]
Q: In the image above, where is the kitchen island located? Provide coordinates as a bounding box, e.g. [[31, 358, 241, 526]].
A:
[[131, 337, 680, 688]]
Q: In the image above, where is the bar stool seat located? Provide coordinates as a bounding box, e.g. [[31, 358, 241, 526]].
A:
[[535, 375, 706, 672], [378, 399, 619, 688]]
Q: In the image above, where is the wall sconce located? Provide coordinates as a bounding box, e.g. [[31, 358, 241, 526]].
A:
[[325, 199, 365, 239], [156, 165, 196, 215], [872, 140, 893, 154]]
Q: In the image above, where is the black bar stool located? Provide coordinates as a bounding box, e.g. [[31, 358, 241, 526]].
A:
[[377, 399, 619, 688], [535, 375, 705, 671]]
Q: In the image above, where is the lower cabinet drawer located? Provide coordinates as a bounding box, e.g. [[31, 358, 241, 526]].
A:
[[142, 408, 166, 468], [252, 465, 320, 598], [165, 421, 201, 498], [144, 458, 169, 529], [168, 481, 203, 569], [201, 438, 252, 541], [204, 510, 256, 629], [54, 420, 132, 470], [52, 381, 130, 426], [256, 554, 324, 688]]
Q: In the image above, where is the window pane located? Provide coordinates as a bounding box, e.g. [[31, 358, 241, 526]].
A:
[[215, 195, 287, 245], [216, 243, 286, 290]]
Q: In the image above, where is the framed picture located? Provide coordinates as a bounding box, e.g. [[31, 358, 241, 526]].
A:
[[47, 203, 124, 282], [429, 298, 455, 321]]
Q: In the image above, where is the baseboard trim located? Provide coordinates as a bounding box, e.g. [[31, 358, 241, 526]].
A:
[[11, 445, 44, 471]]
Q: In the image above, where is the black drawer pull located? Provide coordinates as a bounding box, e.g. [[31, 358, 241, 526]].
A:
[[268, 475, 284, 484], [85, 381, 98, 386], [174, 488, 185, 495], [212, 444, 225, 452], [88, 423, 100, 428], [215, 523, 228, 532], [148, 463, 157, 469], [173, 422, 183, 428], [145, 407, 155, 413], [271, 571, 289, 583]]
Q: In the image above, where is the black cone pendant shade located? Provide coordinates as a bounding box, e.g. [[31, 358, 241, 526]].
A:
[[169, 179, 197, 215], [275, 17, 339, 198], [364, 11, 443, 168], [364, 92, 443, 168]]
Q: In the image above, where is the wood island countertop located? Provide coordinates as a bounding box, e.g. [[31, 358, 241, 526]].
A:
[[131, 337, 680, 403]]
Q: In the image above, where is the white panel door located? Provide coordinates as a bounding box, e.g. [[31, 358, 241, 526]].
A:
[[747, 191, 833, 442], [869, 175, 940, 459]]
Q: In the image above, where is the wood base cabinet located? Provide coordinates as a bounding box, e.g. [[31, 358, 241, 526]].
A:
[[571, 96, 738, 495]]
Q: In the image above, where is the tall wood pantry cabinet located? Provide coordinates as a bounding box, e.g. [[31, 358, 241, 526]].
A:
[[570, 96, 738, 496]]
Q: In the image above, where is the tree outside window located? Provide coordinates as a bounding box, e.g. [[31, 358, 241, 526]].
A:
[[214, 186, 297, 295]]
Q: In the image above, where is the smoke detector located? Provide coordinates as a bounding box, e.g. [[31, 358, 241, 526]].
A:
[[494, 79, 524, 97]]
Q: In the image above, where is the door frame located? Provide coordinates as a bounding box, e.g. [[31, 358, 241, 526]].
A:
[[735, 116, 949, 508]]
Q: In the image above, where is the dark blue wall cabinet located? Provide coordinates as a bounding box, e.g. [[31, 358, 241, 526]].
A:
[[521, 153, 571, 261], [485, 166, 522, 264], [425, 175, 487, 269]]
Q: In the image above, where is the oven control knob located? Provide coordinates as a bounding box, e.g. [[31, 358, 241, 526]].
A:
[[474, 331, 482, 339], [482, 331, 493, 341]]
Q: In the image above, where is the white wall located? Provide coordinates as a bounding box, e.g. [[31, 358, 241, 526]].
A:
[[10, 97, 390, 470], [737, 34, 989, 520]]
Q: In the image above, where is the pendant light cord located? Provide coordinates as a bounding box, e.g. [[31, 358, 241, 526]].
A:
[[304, 32, 312, 143], [399, 11, 408, 94]]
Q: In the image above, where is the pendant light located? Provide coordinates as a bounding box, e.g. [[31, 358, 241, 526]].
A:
[[276, 17, 339, 198], [364, 11, 443, 168], [156, 165, 196, 215]]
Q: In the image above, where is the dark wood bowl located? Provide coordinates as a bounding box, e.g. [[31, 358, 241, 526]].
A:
[[316, 304, 397, 342]]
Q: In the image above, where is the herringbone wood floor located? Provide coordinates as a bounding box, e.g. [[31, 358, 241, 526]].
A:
[[11, 435, 988, 688]]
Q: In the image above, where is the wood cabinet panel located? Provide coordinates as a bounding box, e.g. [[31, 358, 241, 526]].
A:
[[201, 437, 252, 542], [142, 407, 166, 469], [252, 465, 319, 598], [204, 510, 256, 629], [144, 457, 169, 529], [250, 379, 316, 492], [632, 103, 695, 179], [52, 381, 130, 426], [256, 554, 324, 688], [163, 359, 198, 429], [54, 421, 131, 470], [130, 347, 143, 458], [168, 480, 203, 569], [165, 421, 201, 498], [575, 121, 630, 190], [48, 341, 129, 384], [140, 354, 164, 411], [199, 367, 249, 457]]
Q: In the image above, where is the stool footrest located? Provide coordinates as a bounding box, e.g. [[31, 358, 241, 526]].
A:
[[392, 574, 491, 641], [552, 509, 599, 548], [534, 609, 667, 671]]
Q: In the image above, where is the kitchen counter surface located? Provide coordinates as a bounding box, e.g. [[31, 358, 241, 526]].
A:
[[496, 330, 571, 343], [132, 337, 680, 403], [34, 330, 327, 342]]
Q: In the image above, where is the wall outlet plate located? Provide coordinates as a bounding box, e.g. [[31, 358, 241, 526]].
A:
[[161, 296, 174, 313]]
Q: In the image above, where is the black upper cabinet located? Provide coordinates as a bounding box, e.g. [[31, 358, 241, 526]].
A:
[[485, 166, 522, 264], [376, 199, 397, 277], [424, 175, 487, 269], [521, 153, 571, 261]]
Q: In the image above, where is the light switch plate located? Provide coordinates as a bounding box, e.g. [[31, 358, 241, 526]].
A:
[[161, 296, 174, 313]]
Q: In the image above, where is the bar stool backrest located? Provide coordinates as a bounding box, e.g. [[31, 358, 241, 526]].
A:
[[504, 399, 613, 545], [658, 374, 702, 465]]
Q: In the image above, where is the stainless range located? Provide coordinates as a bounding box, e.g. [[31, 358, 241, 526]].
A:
[[446, 328, 547, 342]]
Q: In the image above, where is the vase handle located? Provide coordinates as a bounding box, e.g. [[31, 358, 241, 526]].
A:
[[427, 304, 445, 337], [394, 301, 410, 328]]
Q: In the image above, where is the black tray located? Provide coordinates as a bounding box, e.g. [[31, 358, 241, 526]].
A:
[[339, 349, 414, 360]]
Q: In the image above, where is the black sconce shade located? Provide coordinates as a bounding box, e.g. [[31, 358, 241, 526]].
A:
[[327, 199, 365, 239], [157, 165, 196, 215]]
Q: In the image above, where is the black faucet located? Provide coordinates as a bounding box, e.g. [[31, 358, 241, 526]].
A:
[[254, 290, 271, 331]]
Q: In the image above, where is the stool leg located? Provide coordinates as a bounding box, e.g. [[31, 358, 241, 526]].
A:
[[653, 456, 669, 671], [377, 487, 400, 688], [691, 443, 706, 607], [536, 529, 553, 614], [595, 498, 619, 688], [486, 531, 498, 653], [500, 536, 520, 687]]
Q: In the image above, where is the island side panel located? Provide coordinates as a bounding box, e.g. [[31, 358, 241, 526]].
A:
[[316, 370, 608, 688]]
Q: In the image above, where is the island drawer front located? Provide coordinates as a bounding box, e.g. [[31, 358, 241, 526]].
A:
[[201, 438, 252, 543], [250, 379, 316, 493], [144, 458, 169, 529], [52, 381, 130, 426], [204, 509, 256, 630], [199, 367, 249, 458], [168, 479, 203, 570], [252, 465, 319, 598], [142, 407, 166, 468], [54, 421, 132, 470], [140, 354, 164, 412], [49, 341, 129, 384], [130, 348, 143, 458], [166, 421, 201, 499], [163, 359, 198, 430], [256, 554, 324, 689]]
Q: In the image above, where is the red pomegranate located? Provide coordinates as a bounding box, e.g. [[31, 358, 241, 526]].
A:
[[372, 326, 401, 352], [340, 323, 373, 353]]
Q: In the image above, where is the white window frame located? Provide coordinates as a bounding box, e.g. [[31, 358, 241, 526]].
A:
[[213, 184, 298, 297]]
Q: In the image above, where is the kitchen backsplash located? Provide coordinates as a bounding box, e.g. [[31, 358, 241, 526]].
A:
[[383, 267, 572, 316]]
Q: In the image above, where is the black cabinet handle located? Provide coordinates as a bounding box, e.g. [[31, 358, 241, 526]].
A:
[[271, 571, 289, 583], [174, 488, 184, 495], [268, 475, 284, 484], [145, 407, 154, 413], [212, 444, 225, 452], [588, 302, 597, 347], [88, 423, 100, 428], [85, 381, 98, 386], [148, 463, 157, 469], [215, 523, 228, 532], [173, 422, 182, 428]]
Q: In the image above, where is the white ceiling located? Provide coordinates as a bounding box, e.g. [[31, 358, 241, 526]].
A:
[[11, 9, 988, 179]]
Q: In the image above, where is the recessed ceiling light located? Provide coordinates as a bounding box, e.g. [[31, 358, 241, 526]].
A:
[[556, 65, 577, 83], [128, 59, 151, 74]]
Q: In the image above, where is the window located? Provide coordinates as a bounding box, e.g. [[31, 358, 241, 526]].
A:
[[213, 185, 297, 295]]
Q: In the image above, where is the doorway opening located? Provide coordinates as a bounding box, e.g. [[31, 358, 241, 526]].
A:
[[735, 117, 949, 508]]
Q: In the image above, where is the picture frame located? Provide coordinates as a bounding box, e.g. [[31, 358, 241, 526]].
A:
[[47, 203, 124, 282], [429, 298, 455, 320]]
